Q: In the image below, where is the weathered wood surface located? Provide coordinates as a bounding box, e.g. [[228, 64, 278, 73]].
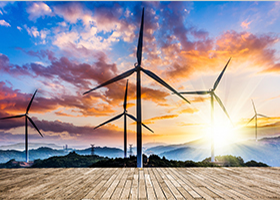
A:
[[0, 167, 280, 199]]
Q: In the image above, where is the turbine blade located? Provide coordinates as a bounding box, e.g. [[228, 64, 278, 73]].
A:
[[247, 115, 256, 125], [141, 122, 154, 133], [213, 93, 232, 124], [136, 8, 144, 66], [141, 68, 190, 104], [83, 68, 136, 95], [26, 90, 38, 114], [258, 114, 269, 118], [27, 116, 43, 137], [179, 91, 209, 95], [126, 113, 154, 133], [94, 113, 124, 130], [251, 99, 257, 114], [123, 80, 129, 111], [0, 114, 25, 120], [213, 58, 231, 90]]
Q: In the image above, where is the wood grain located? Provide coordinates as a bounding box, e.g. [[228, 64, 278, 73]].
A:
[[0, 167, 279, 199]]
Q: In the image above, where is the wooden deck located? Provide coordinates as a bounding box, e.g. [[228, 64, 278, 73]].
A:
[[1, 168, 280, 199]]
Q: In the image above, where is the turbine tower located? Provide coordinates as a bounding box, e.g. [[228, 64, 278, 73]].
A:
[[94, 80, 153, 158], [91, 144, 95, 156], [83, 8, 190, 168], [0, 90, 43, 162], [129, 144, 133, 157], [179, 58, 232, 162], [247, 99, 269, 141]]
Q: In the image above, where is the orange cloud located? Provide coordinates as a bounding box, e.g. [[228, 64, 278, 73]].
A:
[[179, 107, 199, 114], [241, 20, 252, 29], [165, 30, 279, 80], [140, 114, 179, 125]]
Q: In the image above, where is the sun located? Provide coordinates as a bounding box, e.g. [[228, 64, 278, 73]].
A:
[[213, 123, 235, 148], [203, 116, 236, 149]]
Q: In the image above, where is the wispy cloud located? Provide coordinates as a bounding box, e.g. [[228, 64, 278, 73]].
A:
[[0, 19, 10, 27], [132, 114, 179, 125], [241, 20, 252, 29]]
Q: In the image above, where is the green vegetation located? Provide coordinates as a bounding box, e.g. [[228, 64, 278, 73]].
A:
[[0, 152, 269, 168], [91, 154, 268, 167], [203, 155, 269, 167], [32, 151, 105, 168], [0, 159, 21, 168]]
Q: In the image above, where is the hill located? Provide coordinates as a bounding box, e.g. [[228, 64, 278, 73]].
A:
[[0, 146, 123, 163], [32, 151, 105, 168], [0, 143, 62, 150], [90, 154, 268, 167], [145, 135, 280, 166], [0, 153, 268, 168]]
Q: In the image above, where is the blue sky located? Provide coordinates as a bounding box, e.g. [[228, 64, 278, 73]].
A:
[[1, 1, 280, 148]]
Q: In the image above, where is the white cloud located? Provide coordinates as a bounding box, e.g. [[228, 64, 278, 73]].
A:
[[24, 25, 39, 37], [40, 29, 49, 44], [40, 30, 48, 40], [0, 19, 10, 27], [27, 2, 52, 21], [58, 21, 67, 27], [51, 3, 137, 57], [17, 26, 22, 31], [24, 25, 49, 45], [0, 2, 12, 14]]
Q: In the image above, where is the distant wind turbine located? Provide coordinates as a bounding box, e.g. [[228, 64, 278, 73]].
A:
[[179, 58, 232, 162], [94, 80, 153, 158], [247, 99, 269, 142], [84, 8, 190, 168], [0, 90, 43, 162]]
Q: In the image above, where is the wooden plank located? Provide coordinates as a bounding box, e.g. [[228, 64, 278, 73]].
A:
[[157, 168, 184, 200], [1, 168, 280, 199], [169, 168, 202, 199], [143, 168, 156, 200], [212, 168, 276, 199], [0, 168, 62, 197], [186, 168, 241, 199], [32, 168, 86, 199], [93, 168, 120, 199], [163, 168, 195, 200], [83, 168, 117, 199], [120, 168, 134, 200], [139, 169, 147, 200], [147, 168, 166, 200], [6, 168, 74, 199], [195, 168, 255, 199], [110, 168, 129, 199], [152, 168, 175, 200], [65, 168, 106, 199], [129, 168, 138, 200], [49, 168, 96, 199], [101, 168, 126, 199]]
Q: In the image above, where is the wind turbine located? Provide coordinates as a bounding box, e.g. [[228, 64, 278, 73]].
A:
[[247, 99, 269, 141], [94, 80, 153, 158], [0, 90, 43, 162], [84, 8, 190, 168], [179, 58, 232, 162]]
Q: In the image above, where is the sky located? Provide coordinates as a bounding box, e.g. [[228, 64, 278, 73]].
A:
[[1, 1, 280, 149]]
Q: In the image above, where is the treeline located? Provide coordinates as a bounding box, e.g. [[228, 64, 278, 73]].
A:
[[31, 151, 105, 168], [91, 154, 269, 167], [0, 152, 269, 168]]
